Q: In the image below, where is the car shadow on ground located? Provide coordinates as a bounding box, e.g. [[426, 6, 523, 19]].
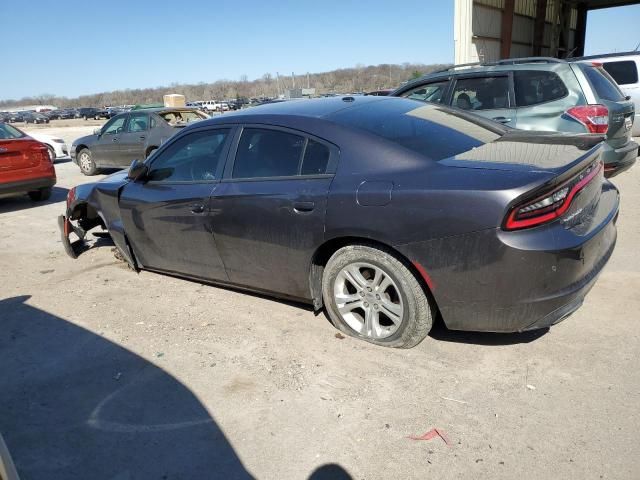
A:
[[0, 186, 69, 214], [0, 295, 253, 480], [0, 295, 354, 480], [53, 157, 72, 164]]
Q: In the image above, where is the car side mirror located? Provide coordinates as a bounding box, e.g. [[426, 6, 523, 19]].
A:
[[93, 128, 102, 136], [127, 159, 148, 181]]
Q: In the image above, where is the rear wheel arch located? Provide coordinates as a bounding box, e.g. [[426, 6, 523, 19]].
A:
[[308, 236, 437, 312]]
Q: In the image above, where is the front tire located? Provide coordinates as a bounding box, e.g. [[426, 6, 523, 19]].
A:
[[28, 187, 52, 201], [322, 244, 434, 348], [77, 148, 97, 175]]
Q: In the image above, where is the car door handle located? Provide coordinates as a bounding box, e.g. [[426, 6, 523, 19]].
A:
[[492, 116, 512, 124], [190, 204, 205, 214], [112, 137, 118, 142], [293, 201, 315, 213], [139, 135, 146, 140]]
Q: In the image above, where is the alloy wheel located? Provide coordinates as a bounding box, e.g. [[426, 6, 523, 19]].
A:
[[79, 152, 92, 172], [333, 262, 404, 339]]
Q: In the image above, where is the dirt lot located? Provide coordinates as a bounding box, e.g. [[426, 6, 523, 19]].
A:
[[1, 126, 639, 480]]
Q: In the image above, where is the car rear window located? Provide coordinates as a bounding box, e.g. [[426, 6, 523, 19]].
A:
[[602, 60, 638, 86], [0, 123, 25, 139], [328, 99, 501, 161], [514, 70, 568, 106], [582, 65, 625, 101]]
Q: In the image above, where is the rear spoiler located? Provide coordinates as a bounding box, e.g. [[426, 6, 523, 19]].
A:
[[497, 131, 606, 151]]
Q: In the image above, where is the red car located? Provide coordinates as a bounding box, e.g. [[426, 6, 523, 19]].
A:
[[0, 122, 56, 201]]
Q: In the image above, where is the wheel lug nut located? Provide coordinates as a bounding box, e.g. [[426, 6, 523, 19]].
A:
[[364, 302, 369, 307], [374, 304, 378, 309], [360, 291, 365, 297], [367, 287, 372, 292], [375, 294, 380, 300]]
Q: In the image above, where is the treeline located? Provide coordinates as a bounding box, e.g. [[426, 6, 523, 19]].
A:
[[0, 62, 450, 108]]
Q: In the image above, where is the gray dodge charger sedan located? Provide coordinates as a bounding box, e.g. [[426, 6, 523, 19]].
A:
[[60, 96, 619, 348]]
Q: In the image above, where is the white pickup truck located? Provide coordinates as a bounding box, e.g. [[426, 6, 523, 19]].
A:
[[201, 100, 223, 112]]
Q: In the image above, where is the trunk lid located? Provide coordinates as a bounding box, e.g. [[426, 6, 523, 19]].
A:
[[441, 130, 604, 174], [0, 138, 48, 172], [441, 131, 605, 230]]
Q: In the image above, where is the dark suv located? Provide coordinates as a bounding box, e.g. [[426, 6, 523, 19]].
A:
[[392, 57, 637, 177], [71, 107, 208, 175]]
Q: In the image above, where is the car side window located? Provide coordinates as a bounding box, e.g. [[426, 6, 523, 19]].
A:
[[301, 139, 330, 175], [602, 60, 639, 86], [513, 70, 569, 107], [103, 116, 127, 135], [451, 76, 510, 110], [127, 113, 149, 132], [232, 128, 305, 179], [147, 129, 230, 182], [401, 80, 449, 104]]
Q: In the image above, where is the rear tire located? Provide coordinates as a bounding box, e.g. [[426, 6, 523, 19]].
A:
[[322, 244, 434, 348], [28, 187, 52, 201], [77, 148, 97, 175]]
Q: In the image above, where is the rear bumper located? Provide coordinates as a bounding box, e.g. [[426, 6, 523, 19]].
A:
[[602, 139, 638, 178], [396, 182, 619, 333], [0, 176, 56, 195]]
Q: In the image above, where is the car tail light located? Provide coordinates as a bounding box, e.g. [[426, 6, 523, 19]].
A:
[[67, 187, 76, 208], [565, 105, 609, 134], [504, 160, 602, 230]]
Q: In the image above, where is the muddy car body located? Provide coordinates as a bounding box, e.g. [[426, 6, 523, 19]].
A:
[[60, 97, 619, 348]]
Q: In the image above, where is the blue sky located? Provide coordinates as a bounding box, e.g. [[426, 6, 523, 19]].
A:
[[0, 1, 638, 100]]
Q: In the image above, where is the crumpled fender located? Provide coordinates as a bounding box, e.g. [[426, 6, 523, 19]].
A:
[[59, 171, 138, 269]]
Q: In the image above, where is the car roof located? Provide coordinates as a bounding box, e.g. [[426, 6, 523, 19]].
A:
[[204, 95, 385, 121], [573, 51, 640, 61], [194, 96, 508, 135], [394, 59, 573, 95]]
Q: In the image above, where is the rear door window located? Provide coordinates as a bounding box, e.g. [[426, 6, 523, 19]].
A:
[[582, 65, 625, 101], [400, 80, 450, 104], [301, 139, 330, 175], [232, 128, 305, 179], [513, 70, 568, 106], [602, 60, 639, 86], [451, 76, 510, 110]]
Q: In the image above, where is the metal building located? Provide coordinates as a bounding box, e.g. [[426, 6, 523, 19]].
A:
[[454, 0, 639, 64]]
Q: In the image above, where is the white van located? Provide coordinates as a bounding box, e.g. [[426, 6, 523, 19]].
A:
[[577, 52, 640, 136]]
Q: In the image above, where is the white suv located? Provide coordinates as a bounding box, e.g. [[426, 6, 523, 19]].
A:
[[577, 52, 640, 136]]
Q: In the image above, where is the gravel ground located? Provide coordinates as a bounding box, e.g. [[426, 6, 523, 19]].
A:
[[1, 127, 639, 480]]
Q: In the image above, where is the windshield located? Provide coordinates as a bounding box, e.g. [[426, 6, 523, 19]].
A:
[[327, 99, 502, 161], [0, 122, 25, 139]]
